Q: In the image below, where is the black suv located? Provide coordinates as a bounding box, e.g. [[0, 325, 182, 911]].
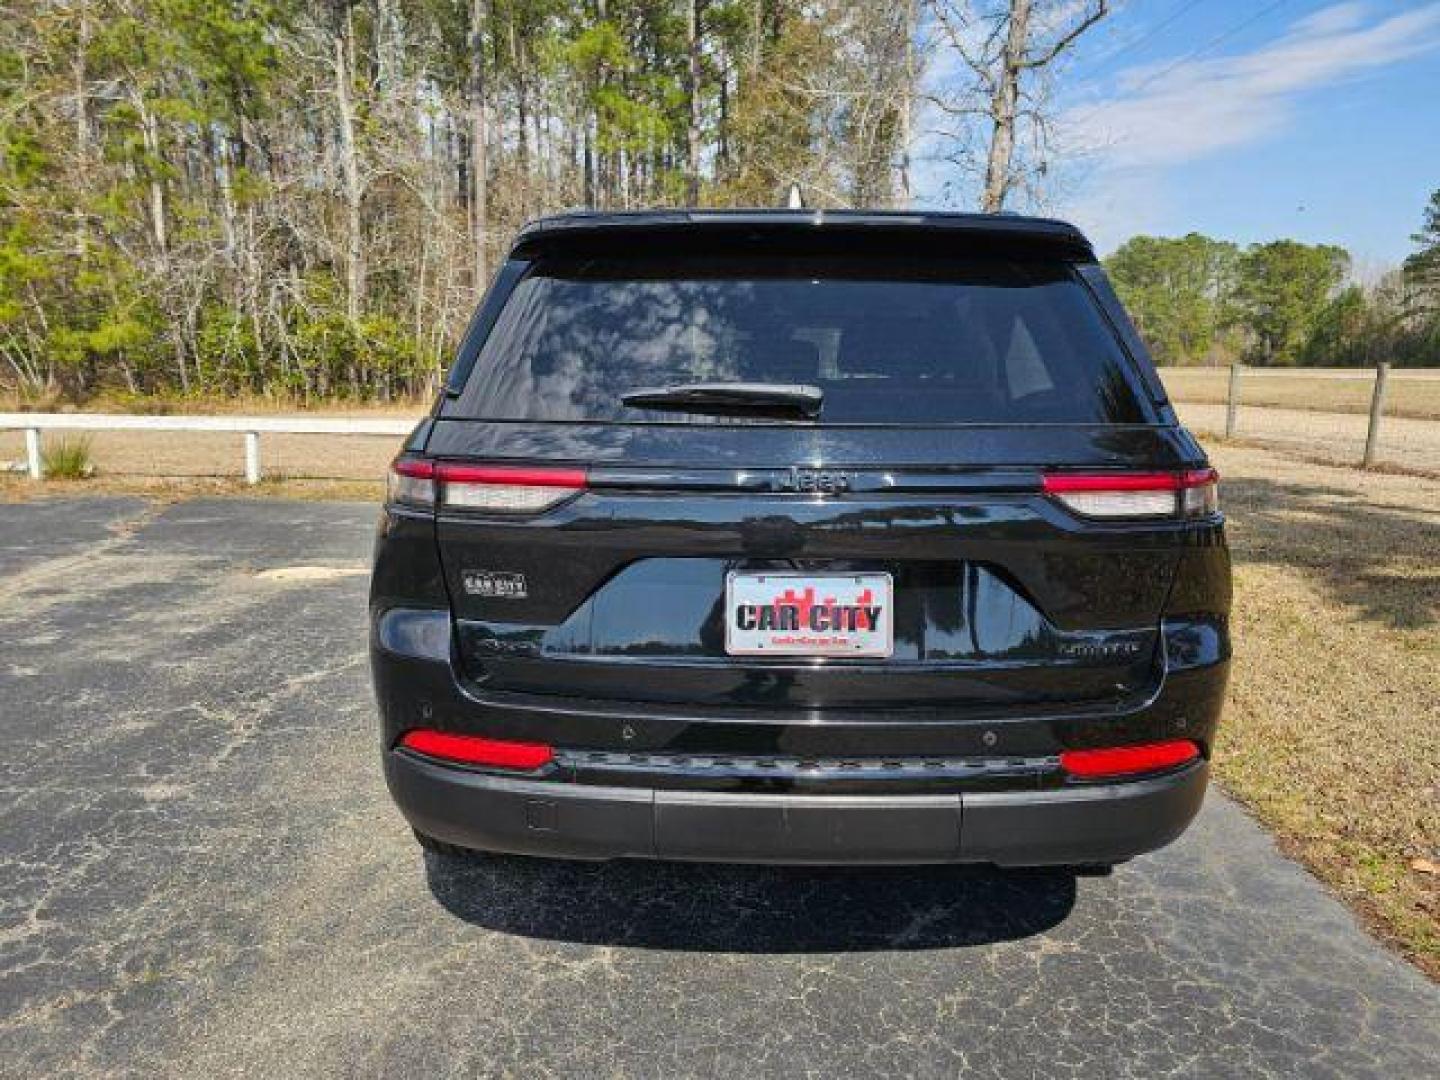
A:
[[370, 210, 1230, 868]]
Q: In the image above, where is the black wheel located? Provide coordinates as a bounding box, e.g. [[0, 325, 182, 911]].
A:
[[412, 828, 482, 859], [1068, 862, 1117, 877]]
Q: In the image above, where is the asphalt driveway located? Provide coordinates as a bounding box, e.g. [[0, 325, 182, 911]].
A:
[[1, 497, 1437, 1077]]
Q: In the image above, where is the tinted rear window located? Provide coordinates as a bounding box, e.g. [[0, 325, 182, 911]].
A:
[[451, 255, 1148, 424]]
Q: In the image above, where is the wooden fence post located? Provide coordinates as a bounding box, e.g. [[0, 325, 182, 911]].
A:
[[244, 431, 261, 484], [1362, 363, 1390, 469], [1225, 364, 1242, 439], [25, 427, 42, 479]]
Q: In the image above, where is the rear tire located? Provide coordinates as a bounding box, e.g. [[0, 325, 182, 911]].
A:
[[412, 828, 482, 860]]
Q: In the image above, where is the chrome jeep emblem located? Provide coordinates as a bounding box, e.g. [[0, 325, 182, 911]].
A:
[[779, 467, 851, 494]]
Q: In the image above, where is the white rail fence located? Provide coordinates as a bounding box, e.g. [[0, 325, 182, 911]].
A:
[[0, 413, 415, 483], [3, 365, 1434, 481]]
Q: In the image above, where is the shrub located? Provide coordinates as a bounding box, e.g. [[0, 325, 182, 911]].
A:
[[42, 436, 95, 479]]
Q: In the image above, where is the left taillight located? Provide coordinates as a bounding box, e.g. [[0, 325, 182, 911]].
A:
[[387, 456, 436, 508], [1042, 468, 1219, 520], [386, 458, 587, 514], [437, 464, 586, 513]]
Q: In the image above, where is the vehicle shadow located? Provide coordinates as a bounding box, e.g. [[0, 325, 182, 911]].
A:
[[424, 853, 1078, 953], [1222, 475, 1439, 630]]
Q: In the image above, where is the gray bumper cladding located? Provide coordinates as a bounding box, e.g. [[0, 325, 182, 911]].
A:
[[386, 752, 1210, 867]]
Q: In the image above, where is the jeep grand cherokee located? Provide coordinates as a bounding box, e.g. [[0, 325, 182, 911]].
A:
[[370, 209, 1231, 867]]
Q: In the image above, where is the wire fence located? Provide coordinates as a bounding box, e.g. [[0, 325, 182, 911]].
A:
[[1160, 366, 1440, 473]]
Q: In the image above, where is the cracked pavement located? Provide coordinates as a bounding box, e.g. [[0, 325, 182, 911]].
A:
[[1, 496, 1437, 1077]]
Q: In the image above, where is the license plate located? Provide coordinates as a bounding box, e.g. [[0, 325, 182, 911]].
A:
[[724, 572, 893, 657]]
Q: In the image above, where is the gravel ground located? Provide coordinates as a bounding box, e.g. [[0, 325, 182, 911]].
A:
[[1, 494, 1438, 1077], [1174, 401, 1440, 473]]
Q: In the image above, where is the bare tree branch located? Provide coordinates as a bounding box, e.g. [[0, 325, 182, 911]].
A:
[[1020, 1, 1109, 70]]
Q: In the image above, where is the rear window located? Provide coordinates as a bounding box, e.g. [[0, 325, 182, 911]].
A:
[[450, 255, 1149, 424]]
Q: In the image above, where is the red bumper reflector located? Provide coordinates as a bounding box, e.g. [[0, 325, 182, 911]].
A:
[[399, 729, 554, 771], [1059, 740, 1200, 780]]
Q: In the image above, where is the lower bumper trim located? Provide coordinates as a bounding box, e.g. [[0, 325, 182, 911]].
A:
[[385, 752, 1208, 866]]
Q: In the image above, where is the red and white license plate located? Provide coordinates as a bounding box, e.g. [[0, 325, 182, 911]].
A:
[[724, 572, 893, 657]]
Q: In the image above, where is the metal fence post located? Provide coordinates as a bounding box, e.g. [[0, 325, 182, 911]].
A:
[[1225, 364, 1242, 439], [1362, 362, 1390, 469], [244, 431, 261, 484], [25, 427, 42, 479]]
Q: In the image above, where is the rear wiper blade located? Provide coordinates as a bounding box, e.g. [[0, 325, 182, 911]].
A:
[[621, 381, 823, 418]]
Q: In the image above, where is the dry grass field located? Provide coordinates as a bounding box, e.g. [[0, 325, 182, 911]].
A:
[[1207, 444, 1439, 976], [1161, 367, 1440, 421]]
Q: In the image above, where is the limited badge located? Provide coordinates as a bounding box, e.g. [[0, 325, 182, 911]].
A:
[[463, 570, 528, 599]]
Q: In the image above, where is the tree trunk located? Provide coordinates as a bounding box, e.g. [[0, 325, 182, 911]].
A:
[[469, 0, 489, 289], [334, 7, 365, 325], [72, 3, 90, 256], [583, 117, 594, 207], [685, 0, 703, 204], [982, 0, 1030, 213], [898, 0, 917, 208], [135, 96, 167, 254]]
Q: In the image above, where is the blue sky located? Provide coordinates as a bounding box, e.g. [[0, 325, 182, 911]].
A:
[[915, 1, 1440, 269]]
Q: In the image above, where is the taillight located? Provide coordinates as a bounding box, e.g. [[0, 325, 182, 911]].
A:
[[398, 729, 554, 771], [1042, 469, 1218, 520], [387, 457, 436, 507], [1059, 739, 1200, 780], [385, 458, 586, 514], [437, 464, 586, 513]]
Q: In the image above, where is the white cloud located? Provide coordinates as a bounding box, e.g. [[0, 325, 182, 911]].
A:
[[1063, 2, 1440, 172], [1046, 2, 1440, 251]]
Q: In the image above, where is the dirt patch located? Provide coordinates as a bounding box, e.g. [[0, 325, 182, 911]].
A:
[[256, 566, 369, 583], [1209, 443, 1439, 977], [0, 473, 384, 503]]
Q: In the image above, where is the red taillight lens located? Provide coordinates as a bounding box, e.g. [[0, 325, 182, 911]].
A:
[[436, 463, 586, 513], [1042, 469, 1218, 519], [1059, 739, 1200, 780], [385, 460, 588, 514], [399, 729, 554, 771], [387, 457, 436, 507]]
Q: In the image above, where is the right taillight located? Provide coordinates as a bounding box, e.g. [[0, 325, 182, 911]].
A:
[[1042, 468, 1218, 520], [386, 457, 586, 514]]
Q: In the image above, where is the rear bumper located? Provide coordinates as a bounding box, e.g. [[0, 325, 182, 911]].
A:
[[385, 751, 1209, 866]]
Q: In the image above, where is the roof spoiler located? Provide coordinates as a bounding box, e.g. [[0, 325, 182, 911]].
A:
[[510, 209, 1095, 261]]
